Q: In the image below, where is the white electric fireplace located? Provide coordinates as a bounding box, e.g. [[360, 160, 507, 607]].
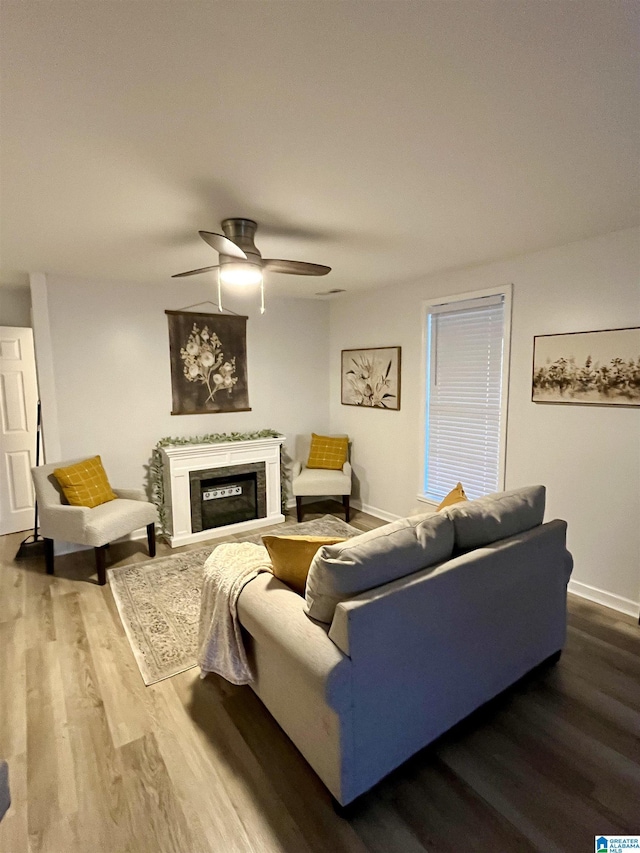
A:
[[160, 435, 285, 547]]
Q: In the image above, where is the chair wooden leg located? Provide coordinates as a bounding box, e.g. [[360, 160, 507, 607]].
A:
[[44, 538, 54, 575], [343, 495, 350, 523], [95, 545, 108, 586], [147, 523, 156, 558], [296, 497, 303, 523]]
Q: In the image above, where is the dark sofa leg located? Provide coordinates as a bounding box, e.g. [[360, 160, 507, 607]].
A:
[[95, 545, 108, 586], [332, 796, 358, 819], [147, 523, 156, 558], [343, 495, 350, 523], [44, 538, 54, 575], [296, 497, 303, 523]]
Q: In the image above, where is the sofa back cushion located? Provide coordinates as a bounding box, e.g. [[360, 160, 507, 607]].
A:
[[305, 513, 454, 623], [441, 485, 545, 550]]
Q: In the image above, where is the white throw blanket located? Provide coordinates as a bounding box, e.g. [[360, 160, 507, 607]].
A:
[[197, 542, 272, 685]]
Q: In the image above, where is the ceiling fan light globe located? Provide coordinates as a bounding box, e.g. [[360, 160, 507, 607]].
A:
[[219, 263, 263, 287]]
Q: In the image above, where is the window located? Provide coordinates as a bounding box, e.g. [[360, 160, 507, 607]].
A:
[[421, 286, 511, 503]]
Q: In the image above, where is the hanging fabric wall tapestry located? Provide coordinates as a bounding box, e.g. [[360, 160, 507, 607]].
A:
[[166, 310, 251, 414]]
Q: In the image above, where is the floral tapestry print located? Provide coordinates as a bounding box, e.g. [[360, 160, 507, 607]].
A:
[[166, 310, 251, 414], [181, 323, 237, 402], [341, 346, 401, 410]]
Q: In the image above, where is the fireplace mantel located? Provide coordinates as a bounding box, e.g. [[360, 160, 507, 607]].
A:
[[160, 435, 285, 547]]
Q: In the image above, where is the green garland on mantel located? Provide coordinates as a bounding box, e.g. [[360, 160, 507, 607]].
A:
[[150, 429, 284, 539]]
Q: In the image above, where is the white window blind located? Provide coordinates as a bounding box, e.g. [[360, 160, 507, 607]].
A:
[[424, 294, 505, 502]]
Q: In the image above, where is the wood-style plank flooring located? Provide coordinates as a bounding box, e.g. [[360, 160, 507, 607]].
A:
[[1, 501, 638, 852]]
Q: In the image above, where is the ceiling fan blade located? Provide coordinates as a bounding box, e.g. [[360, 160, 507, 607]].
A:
[[199, 231, 247, 260], [172, 265, 220, 278], [262, 259, 331, 276]]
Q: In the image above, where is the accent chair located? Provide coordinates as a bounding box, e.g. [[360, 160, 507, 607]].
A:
[[291, 434, 352, 522], [31, 459, 158, 585]]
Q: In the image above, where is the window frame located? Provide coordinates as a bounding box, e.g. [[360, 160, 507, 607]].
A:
[[417, 284, 513, 507]]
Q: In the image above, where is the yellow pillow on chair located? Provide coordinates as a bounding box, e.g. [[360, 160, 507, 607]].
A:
[[306, 434, 349, 470], [262, 535, 346, 595], [53, 456, 117, 508]]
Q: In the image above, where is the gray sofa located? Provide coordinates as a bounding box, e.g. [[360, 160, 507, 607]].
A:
[[237, 486, 573, 806]]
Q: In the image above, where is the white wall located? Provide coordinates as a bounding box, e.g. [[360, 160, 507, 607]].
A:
[[0, 285, 31, 327], [329, 227, 640, 610], [33, 274, 330, 494], [28, 230, 640, 611]]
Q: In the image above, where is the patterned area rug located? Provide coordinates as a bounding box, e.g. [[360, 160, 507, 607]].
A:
[[110, 515, 360, 685]]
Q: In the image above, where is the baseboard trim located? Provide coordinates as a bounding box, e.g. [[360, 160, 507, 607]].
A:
[[285, 496, 399, 524], [350, 499, 400, 524], [568, 579, 639, 618]]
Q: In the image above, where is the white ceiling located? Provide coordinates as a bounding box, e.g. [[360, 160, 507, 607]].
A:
[[1, 1, 638, 297]]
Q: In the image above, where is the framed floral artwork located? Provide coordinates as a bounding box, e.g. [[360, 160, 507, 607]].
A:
[[341, 346, 401, 409], [166, 310, 251, 414], [532, 326, 640, 406]]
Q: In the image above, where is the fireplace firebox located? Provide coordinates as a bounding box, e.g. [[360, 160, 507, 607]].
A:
[[189, 462, 267, 533]]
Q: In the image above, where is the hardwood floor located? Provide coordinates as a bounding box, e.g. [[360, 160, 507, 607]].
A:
[[1, 502, 638, 852]]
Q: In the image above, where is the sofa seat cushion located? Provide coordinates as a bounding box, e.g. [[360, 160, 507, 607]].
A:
[[305, 513, 454, 623], [82, 498, 158, 547], [441, 485, 545, 550], [292, 467, 351, 496]]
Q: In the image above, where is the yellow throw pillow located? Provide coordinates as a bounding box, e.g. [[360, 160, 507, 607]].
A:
[[262, 535, 347, 595], [306, 433, 349, 470], [53, 456, 117, 508], [437, 482, 468, 512]]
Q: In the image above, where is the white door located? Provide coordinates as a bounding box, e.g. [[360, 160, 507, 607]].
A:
[[0, 327, 39, 535]]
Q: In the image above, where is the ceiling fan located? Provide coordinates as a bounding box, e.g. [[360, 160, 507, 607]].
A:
[[174, 217, 330, 282]]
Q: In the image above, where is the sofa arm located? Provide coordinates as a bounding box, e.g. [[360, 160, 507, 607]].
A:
[[342, 461, 352, 477], [291, 460, 302, 479], [237, 573, 349, 703], [38, 504, 91, 542], [238, 573, 353, 805], [113, 488, 147, 502]]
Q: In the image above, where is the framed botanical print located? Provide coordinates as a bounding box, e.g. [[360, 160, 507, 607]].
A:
[[341, 346, 401, 410], [532, 327, 640, 406]]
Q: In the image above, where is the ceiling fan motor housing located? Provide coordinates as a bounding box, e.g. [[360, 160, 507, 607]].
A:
[[220, 218, 262, 269]]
